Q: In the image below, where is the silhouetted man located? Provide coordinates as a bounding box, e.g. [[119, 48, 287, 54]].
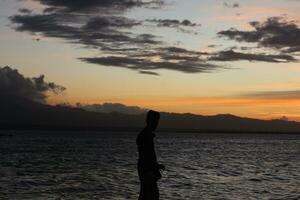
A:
[[136, 110, 165, 200]]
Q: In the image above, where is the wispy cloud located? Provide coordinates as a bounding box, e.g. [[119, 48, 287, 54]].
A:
[[10, 1, 300, 75], [10, 0, 224, 75], [223, 1, 240, 8], [79, 55, 222, 74], [209, 49, 297, 63], [239, 90, 300, 99], [139, 71, 160, 76]]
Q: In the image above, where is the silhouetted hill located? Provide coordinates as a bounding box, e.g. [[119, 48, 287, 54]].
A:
[[0, 95, 142, 130], [1, 96, 300, 133]]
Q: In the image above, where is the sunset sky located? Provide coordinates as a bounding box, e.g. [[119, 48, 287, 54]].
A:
[[1, 0, 300, 120]]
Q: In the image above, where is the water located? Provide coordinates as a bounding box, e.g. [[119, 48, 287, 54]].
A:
[[1, 131, 300, 200]]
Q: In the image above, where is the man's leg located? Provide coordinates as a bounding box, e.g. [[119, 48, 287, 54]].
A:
[[143, 178, 159, 200], [138, 180, 145, 200], [138, 170, 159, 200], [153, 180, 159, 200]]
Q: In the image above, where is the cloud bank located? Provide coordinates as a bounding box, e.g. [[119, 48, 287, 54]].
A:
[[0, 66, 65, 103]]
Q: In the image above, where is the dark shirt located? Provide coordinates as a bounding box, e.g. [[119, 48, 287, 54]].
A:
[[136, 127, 158, 172]]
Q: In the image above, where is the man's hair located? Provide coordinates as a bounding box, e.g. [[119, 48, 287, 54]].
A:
[[146, 110, 160, 124]]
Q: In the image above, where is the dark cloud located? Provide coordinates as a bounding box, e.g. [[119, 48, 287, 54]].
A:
[[79, 45, 223, 73], [137, 46, 209, 62], [10, 12, 160, 48], [208, 44, 220, 48], [80, 55, 222, 74], [218, 17, 300, 53], [12, 1, 293, 75], [139, 71, 160, 76], [10, 1, 176, 76], [84, 16, 141, 30], [146, 19, 200, 34], [240, 90, 300, 99], [12, 0, 163, 46], [146, 19, 199, 27], [76, 102, 148, 115], [18, 8, 32, 14], [11, 10, 224, 75], [81, 44, 297, 73], [10, 14, 80, 39], [0, 66, 65, 103], [209, 50, 297, 63], [223, 1, 240, 8], [159, 46, 207, 55], [30, 0, 165, 12], [79, 45, 226, 74], [282, 46, 300, 53]]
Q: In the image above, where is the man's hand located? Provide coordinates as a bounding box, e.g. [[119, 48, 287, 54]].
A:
[[158, 164, 165, 171]]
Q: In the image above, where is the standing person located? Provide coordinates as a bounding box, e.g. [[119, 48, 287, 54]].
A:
[[136, 110, 165, 200]]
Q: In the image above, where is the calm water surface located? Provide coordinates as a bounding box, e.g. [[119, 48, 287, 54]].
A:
[[1, 131, 300, 200]]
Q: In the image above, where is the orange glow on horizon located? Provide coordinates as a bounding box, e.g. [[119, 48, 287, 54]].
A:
[[47, 95, 300, 122]]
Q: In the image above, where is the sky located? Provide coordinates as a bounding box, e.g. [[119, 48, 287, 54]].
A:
[[0, 0, 300, 121]]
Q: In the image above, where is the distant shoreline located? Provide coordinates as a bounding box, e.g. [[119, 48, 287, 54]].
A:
[[1, 125, 300, 134]]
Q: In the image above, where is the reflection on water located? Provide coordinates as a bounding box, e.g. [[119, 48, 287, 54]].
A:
[[1, 131, 300, 199]]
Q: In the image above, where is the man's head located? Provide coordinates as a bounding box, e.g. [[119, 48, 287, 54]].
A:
[[146, 110, 160, 131]]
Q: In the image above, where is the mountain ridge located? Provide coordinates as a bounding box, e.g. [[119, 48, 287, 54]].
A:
[[1, 95, 299, 133]]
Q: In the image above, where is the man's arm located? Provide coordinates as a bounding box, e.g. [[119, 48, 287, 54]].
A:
[[152, 137, 165, 171]]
